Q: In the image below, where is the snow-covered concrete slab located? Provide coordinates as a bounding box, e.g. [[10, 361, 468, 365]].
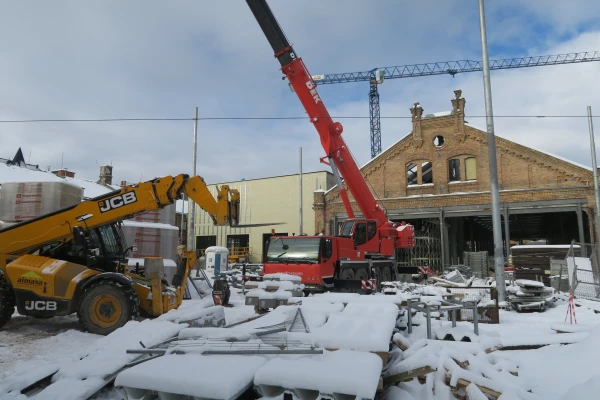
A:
[[2, 319, 186, 399], [254, 350, 382, 400], [311, 303, 398, 352], [115, 354, 268, 400]]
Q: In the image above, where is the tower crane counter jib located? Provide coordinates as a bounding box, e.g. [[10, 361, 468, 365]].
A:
[[246, 0, 416, 293]]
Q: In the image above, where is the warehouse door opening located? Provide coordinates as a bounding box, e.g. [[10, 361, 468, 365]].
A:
[[196, 235, 216, 257], [227, 234, 250, 263], [262, 232, 289, 262]]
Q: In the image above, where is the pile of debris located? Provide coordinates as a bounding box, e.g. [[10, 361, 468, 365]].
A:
[[507, 279, 555, 312]]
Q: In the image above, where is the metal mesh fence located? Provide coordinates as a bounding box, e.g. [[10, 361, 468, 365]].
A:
[[445, 286, 499, 324], [565, 241, 600, 302]]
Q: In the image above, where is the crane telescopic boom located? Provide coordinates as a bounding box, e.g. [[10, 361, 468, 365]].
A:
[[246, 0, 389, 228]]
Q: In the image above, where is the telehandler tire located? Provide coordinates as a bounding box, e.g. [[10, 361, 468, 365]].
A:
[[0, 277, 15, 329], [77, 280, 139, 335]]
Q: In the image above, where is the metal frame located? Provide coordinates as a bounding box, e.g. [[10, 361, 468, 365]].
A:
[[406, 297, 479, 339]]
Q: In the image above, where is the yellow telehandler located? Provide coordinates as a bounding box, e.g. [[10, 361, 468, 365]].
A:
[[0, 174, 267, 335]]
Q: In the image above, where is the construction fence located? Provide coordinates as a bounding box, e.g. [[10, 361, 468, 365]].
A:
[[446, 286, 500, 324]]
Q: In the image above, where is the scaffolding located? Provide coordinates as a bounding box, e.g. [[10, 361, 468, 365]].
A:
[[397, 219, 442, 272]]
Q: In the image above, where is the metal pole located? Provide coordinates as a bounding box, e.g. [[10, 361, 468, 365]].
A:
[[588, 106, 600, 245], [478, 0, 506, 303], [299, 147, 303, 235], [188, 107, 198, 251], [180, 194, 185, 245]]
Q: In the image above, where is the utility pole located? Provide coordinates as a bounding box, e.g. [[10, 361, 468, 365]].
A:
[[478, 0, 506, 302], [188, 107, 198, 252], [299, 147, 303, 235], [588, 106, 600, 244]]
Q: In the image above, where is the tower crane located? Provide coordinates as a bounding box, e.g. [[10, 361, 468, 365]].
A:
[[312, 51, 600, 158]]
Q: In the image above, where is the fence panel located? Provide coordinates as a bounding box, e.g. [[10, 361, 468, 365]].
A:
[[446, 286, 499, 324]]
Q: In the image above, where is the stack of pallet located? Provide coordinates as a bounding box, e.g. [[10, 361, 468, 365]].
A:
[[507, 279, 555, 311], [463, 251, 489, 278], [510, 245, 576, 286]]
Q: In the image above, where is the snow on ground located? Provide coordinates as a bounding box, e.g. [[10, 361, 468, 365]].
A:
[[3, 275, 600, 400], [0, 313, 100, 376]]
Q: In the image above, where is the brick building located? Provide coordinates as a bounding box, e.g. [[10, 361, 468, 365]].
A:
[[314, 90, 598, 271]]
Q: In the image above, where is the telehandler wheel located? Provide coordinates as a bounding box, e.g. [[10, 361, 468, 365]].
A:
[[77, 280, 140, 335], [0, 277, 15, 329]]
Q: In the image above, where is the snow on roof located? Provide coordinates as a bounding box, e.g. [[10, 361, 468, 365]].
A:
[[465, 122, 597, 171], [62, 176, 118, 198], [0, 163, 65, 184], [422, 110, 453, 119]]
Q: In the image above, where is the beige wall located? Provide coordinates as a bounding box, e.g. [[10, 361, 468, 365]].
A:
[[193, 171, 333, 263]]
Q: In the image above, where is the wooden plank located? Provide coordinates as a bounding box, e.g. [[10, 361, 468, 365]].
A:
[[455, 378, 501, 399], [383, 366, 436, 385]]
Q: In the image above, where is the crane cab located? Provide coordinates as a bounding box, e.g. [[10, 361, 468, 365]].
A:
[[338, 219, 380, 253]]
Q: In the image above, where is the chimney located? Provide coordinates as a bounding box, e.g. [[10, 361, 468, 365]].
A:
[[52, 168, 75, 178], [120, 180, 127, 188], [98, 165, 113, 185], [410, 102, 424, 148]]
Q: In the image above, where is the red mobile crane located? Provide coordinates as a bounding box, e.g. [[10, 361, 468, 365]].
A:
[[246, 0, 415, 292]]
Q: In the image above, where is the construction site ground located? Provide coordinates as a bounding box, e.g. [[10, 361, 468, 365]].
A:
[[1, 272, 600, 400]]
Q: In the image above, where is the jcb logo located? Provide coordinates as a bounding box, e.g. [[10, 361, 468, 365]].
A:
[[99, 192, 137, 213], [25, 301, 57, 311]]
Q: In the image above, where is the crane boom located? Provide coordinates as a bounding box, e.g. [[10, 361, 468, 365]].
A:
[[313, 51, 600, 84], [0, 174, 240, 256], [246, 0, 388, 226]]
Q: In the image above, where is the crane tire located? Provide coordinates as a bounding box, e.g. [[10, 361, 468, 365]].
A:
[[77, 280, 139, 336], [0, 277, 15, 329]]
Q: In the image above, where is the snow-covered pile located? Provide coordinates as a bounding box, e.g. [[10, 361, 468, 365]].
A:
[[311, 302, 398, 352], [0, 319, 186, 399], [254, 350, 383, 400], [116, 354, 268, 400]]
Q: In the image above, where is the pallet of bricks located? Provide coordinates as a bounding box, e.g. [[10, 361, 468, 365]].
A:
[[510, 244, 577, 286]]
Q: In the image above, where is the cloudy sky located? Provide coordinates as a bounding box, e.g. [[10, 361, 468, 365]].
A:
[[1, 0, 599, 186]]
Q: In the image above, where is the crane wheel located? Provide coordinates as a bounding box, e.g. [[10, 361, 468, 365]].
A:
[[0, 277, 15, 329], [77, 280, 140, 335]]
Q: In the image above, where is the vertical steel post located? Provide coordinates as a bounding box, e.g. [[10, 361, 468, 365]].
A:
[[588, 106, 600, 245], [188, 107, 198, 251], [478, 0, 506, 302], [299, 147, 303, 235]]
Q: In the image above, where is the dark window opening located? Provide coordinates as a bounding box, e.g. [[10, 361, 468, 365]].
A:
[[421, 161, 433, 184], [449, 159, 461, 182], [353, 222, 367, 246], [407, 163, 418, 185], [434, 135, 445, 147], [367, 221, 377, 241]]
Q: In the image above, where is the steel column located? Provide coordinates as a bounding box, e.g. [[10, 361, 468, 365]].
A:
[[478, 0, 506, 301], [503, 207, 511, 260]]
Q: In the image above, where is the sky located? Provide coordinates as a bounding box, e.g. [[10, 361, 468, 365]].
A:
[[1, 0, 600, 186]]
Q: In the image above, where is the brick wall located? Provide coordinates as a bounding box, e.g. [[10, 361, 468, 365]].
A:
[[315, 89, 597, 238]]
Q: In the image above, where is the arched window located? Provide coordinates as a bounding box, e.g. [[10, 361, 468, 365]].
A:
[[407, 161, 433, 185]]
